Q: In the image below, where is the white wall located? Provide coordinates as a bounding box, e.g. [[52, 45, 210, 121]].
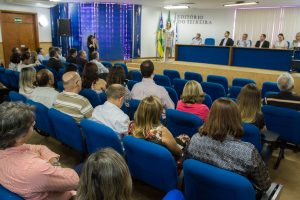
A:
[[0, 2, 52, 42], [141, 6, 235, 57]]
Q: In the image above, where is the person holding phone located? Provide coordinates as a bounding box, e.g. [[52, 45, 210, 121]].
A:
[[87, 34, 99, 61]]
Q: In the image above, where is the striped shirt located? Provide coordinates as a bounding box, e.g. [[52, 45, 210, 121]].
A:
[[53, 91, 93, 123]]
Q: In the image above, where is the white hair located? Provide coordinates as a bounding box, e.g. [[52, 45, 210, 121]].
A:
[[277, 73, 294, 92]]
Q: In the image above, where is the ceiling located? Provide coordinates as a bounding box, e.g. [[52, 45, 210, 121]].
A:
[[2, 0, 300, 9]]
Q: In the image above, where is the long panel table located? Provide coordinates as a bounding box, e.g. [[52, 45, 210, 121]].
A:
[[175, 44, 300, 71]]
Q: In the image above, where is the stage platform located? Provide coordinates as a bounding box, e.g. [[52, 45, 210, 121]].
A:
[[127, 59, 300, 94]]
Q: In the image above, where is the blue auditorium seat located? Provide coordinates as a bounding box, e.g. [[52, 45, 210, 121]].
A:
[[0, 67, 9, 87], [46, 67, 59, 84], [80, 119, 123, 155], [261, 82, 280, 98], [124, 136, 178, 192], [201, 82, 226, 102], [154, 74, 172, 87], [184, 71, 203, 83], [48, 109, 85, 153], [114, 63, 128, 76], [183, 159, 256, 200], [204, 38, 216, 46], [166, 109, 203, 138], [9, 91, 26, 103], [58, 68, 65, 81], [163, 189, 185, 200], [164, 86, 179, 106], [5, 70, 19, 90], [129, 99, 140, 120], [232, 78, 256, 87], [173, 78, 188, 98], [163, 69, 180, 84], [262, 105, 300, 169], [242, 123, 262, 152], [229, 86, 242, 99], [203, 94, 212, 108], [99, 92, 107, 105], [130, 70, 142, 82], [79, 89, 101, 108], [101, 61, 113, 69], [34, 64, 46, 72], [0, 185, 23, 200], [127, 80, 138, 91], [57, 81, 64, 92], [207, 75, 229, 94]]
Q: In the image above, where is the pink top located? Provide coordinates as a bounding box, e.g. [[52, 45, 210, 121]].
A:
[[176, 100, 210, 121], [0, 144, 79, 200]]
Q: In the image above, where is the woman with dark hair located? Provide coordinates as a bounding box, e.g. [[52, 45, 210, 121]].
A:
[[273, 33, 288, 49], [9, 52, 21, 71], [76, 148, 132, 200], [187, 98, 271, 192], [82, 62, 106, 93], [87, 35, 98, 60], [19, 51, 39, 72], [0, 102, 79, 199]]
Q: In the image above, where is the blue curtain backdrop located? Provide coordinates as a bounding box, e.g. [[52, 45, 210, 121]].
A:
[[50, 3, 141, 61]]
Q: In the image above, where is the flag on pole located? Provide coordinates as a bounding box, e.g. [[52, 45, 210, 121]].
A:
[[173, 13, 178, 45], [156, 12, 164, 58]]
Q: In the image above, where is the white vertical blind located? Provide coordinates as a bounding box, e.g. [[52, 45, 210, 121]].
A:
[[280, 7, 300, 43]]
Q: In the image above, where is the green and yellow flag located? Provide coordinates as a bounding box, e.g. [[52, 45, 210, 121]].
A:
[[157, 12, 164, 57]]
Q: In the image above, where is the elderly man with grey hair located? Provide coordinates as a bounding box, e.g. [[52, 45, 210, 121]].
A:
[[264, 73, 300, 110]]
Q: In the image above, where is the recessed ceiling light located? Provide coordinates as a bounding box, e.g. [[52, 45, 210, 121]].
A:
[[164, 5, 190, 10], [223, 1, 259, 7]]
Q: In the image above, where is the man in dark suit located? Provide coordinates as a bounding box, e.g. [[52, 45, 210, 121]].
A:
[[255, 34, 270, 48], [48, 49, 62, 72], [219, 31, 234, 46]]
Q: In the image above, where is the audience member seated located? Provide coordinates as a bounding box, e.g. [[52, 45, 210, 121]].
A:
[[76, 50, 88, 68], [19, 67, 36, 98], [272, 33, 288, 49], [21, 47, 30, 54], [236, 33, 251, 47], [18, 51, 39, 72], [44, 46, 54, 60], [66, 48, 77, 64], [8, 52, 21, 71], [92, 84, 130, 137], [131, 60, 174, 117], [36, 47, 45, 63], [191, 33, 202, 45], [11, 47, 21, 54], [31, 69, 59, 108], [53, 71, 93, 123], [219, 31, 234, 46], [0, 102, 79, 199], [65, 63, 79, 73], [54, 47, 66, 63], [48, 48, 63, 72], [128, 96, 188, 158], [291, 32, 300, 49], [76, 148, 132, 200], [255, 34, 270, 48], [90, 52, 109, 75], [176, 80, 209, 121], [82, 62, 106, 94], [264, 73, 300, 110], [187, 98, 271, 192], [237, 84, 265, 131]]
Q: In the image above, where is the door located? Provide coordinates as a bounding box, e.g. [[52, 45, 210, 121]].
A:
[[1, 11, 39, 67]]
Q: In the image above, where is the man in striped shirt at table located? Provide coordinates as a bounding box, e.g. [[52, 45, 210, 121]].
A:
[[53, 71, 93, 123]]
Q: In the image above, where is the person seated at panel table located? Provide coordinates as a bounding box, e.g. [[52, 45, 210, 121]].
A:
[[255, 34, 270, 48], [191, 33, 203, 45], [272, 33, 288, 49], [236, 33, 251, 47], [176, 80, 209, 122], [187, 98, 271, 193], [264, 73, 300, 111], [0, 102, 79, 200], [291, 32, 300, 49], [219, 31, 234, 47]]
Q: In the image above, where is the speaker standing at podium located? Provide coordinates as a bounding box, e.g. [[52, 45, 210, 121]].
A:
[[87, 35, 99, 61]]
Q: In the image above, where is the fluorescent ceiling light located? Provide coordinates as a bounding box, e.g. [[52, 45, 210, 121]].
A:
[[223, 1, 259, 7], [164, 5, 189, 10]]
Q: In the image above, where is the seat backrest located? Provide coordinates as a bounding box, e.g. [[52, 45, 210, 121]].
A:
[[114, 63, 128, 76], [79, 89, 101, 108], [0, 185, 23, 200], [261, 82, 280, 98], [80, 119, 123, 155], [56, 81, 64, 92], [127, 80, 138, 91], [173, 78, 188, 98], [262, 105, 300, 144], [163, 70, 180, 84], [0, 67, 9, 87], [9, 91, 27, 103], [99, 92, 107, 105], [48, 109, 85, 153], [232, 78, 256, 87], [207, 75, 229, 94], [58, 68, 65, 81], [242, 123, 262, 152], [5, 70, 18, 90], [201, 82, 226, 102], [203, 94, 212, 108], [129, 99, 141, 120], [183, 159, 256, 200], [123, 136, 178, 192], [42, 60, 48, 66], [130, 70, 142, 82], [154, 74, 172, 87], [204, 38, 216, 46], [184, 72, 203, 83], [164, 86, 179, 106], [229, 86, 242, 99], [26, 100, 55, 138], [101, 61, 113, 69], [163, 189, 184, 200], [166, 109, 203, 137]]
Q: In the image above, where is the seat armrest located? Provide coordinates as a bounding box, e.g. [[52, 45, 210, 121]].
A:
[[261, 183, 283, 200]]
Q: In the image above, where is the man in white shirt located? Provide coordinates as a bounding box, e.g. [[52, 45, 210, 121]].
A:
[[291, 32, 300, 49], [191, 33, 202, 45], [237, 33, 251, 47], [92, 84, 130, 136], [90, 52, 109, 75]]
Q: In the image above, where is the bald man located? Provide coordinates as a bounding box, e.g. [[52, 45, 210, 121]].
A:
[[53, 71, 93, 123]]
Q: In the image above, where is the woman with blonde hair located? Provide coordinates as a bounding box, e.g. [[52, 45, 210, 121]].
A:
[[19, 67, 36, 98], [177, 80, 209, 121], [76, 148, 132, 200], [237, 83, 265, 131], [128, 96, 188, 157]]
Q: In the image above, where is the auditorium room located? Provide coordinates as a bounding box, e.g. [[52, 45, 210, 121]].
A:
[[1, 0, 300, 199]]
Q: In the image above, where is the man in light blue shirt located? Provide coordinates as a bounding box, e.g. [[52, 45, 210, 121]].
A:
[[237, 33, 251, 47]]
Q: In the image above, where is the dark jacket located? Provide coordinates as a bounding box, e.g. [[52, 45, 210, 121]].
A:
[[48, 57, 62, 72], [255, 40, 270, 48], [219, 38, 234, 46]]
